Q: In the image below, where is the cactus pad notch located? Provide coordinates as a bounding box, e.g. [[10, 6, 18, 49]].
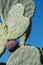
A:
[[18, 0, 35, 18]]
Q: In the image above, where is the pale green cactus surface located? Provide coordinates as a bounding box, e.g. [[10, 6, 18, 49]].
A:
[[6, 46, 42, 65], [0, 23, 7, 55], [0, 3, 30, 55], [0, 0, 18, 24], [0, 0, 35, 55], [6, 3, 30, 39], [18, 0, 35, 18]]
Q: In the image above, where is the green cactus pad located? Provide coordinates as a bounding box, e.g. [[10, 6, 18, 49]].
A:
[[18, 0, 35, 18], [7, 3, 30, 39], [0, 0, 18, 24], [0, 36, 7, 55], [0, 23, 7, 55], [0, 23, 7, 35], [6, 46, 41, 65]]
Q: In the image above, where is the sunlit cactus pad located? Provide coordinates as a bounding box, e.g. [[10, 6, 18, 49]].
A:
[[0, 0, 36, 56], [7, 46, 42, 65], [0, 23, 7, 55], [0, 3, 30, 55], [0, 0, 18, 23], [6, 3, 30, 39], [18, 0, 35, 18], [0, 0, 35, 24]]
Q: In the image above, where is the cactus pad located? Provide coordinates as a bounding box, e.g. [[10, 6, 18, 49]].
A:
[[7, 46, 42, 65], [7, 3, 30, 39], [18, 0, 35, 18], [0, 23, 7, 55], [0, 0, 18, 24], [0, 0, 36, 55]]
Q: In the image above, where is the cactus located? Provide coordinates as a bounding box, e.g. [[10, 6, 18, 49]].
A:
[[0, 0, 35, 55], [0, 23, 7, 55], [6, 3, 30, 39], [0, 3, 30, 55], [6, 46, 42, 65], [0, 0, 18, 24], [18, 0, 35, 18], [0, 0, 35, 20], [0, 0, 43, 65]]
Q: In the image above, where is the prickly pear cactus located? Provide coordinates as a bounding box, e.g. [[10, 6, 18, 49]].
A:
[[18, 0, 35, 18], [0, 0, 35, 24], [0, 0, 18, 24], [0, 23, 7, 55], [6, 3, 30, 39], [0, 3, 29, 55], [0, 0, 35, 54], [6, 46, 42, 65]]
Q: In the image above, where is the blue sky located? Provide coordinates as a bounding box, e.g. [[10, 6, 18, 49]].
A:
[[26, 0, 43, 47], [0, 0, 43, 63]]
